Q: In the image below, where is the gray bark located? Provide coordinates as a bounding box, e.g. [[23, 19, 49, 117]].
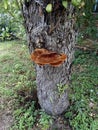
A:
[[22, 0, 76, 116]]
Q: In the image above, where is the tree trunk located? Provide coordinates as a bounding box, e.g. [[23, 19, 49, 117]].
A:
[[22, 0, 76, 116]]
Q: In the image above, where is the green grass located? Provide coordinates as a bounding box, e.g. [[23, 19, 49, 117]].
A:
[[65, 50, 98, 130], [0, 40, 37, 129], [0, 40, 98, 130]]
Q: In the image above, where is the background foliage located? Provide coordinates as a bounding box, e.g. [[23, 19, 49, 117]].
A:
[[0, 0, 98, 41], [0, 0, 25, 41], [77, 0, 98, 40]]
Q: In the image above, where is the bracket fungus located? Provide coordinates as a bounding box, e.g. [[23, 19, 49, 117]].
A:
[[31, 48, 67, 67]]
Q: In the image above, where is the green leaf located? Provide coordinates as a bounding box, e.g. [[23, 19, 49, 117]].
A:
[[3, 0, 8, 9], [46, 3, 52, 13], [62, 1, 68, 9], [71, 0, 82, 7]]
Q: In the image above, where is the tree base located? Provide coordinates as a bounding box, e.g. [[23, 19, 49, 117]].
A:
[[32, 115, 71, 130], [48, 116, 71, 130]]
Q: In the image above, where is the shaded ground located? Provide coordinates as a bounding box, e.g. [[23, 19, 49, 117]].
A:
[[0, 110, 13, 130]]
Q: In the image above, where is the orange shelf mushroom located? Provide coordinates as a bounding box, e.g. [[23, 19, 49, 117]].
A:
[[31, 48, 67, 67]]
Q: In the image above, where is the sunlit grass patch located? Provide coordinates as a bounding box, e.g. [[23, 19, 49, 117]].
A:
[[0, 41, 34, 102], [0, 40, 38, 129]]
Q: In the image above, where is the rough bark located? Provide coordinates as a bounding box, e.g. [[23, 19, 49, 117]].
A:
[[22, 0, 76, 116]]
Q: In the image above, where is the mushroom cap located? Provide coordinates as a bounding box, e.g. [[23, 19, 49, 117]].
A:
[[31, 48, 67, 67]]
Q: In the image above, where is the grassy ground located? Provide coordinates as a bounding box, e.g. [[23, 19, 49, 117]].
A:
[[0, 40, 36, 130], [0, 40, 98, 130]]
